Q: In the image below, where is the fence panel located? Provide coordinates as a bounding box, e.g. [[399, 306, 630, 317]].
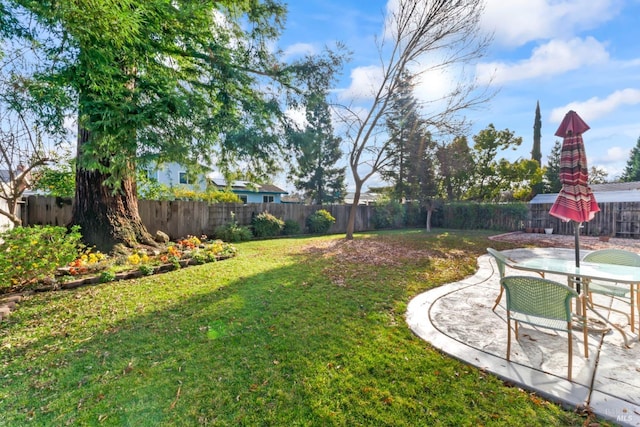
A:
[[30, 196, 640, 239], [22, 196, 376, 239], [528, 202, 640, 238]]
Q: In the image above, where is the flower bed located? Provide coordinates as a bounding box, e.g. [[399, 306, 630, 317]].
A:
[[50, 236, 237, 291]]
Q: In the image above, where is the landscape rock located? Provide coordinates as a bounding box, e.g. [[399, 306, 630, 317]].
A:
[[155, 230, 170, 244]]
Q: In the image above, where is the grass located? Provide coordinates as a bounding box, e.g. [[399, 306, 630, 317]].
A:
[[0, 229, 607, 426]]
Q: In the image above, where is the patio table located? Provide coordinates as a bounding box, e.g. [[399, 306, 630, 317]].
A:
[[511, 257, 640, 348]]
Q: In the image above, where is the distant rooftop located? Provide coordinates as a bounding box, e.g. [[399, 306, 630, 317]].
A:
[[531, 182, 640, 204], [590, 181, 640, 192], [208, 177, 287, 194]]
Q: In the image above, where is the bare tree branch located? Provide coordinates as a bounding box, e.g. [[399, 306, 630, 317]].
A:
[[335, 0, 494, 239]]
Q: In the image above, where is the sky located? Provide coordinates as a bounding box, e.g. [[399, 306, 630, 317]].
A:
[[274, 0, 640, 190]]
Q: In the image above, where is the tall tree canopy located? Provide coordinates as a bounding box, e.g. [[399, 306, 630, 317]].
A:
[[380, 71, 434, 203], [544, 140, 562, 193], [435, 136, 474, 201], [532, 101, 542, 164], [1, 0, 316, 251], [288, 52, 346, 205], [620, 136, 640, 182], [466, 124, 543, 201], [530, 101, 544, 195]]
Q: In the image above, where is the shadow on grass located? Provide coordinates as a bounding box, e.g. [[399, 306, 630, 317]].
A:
[[0, 231, 584, 426]]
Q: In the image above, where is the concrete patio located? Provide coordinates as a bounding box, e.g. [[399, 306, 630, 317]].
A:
[[406, 247, 640, 427]]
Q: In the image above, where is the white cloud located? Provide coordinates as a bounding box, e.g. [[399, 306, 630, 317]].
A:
[[550, 88, 640, 122], [605, 146, 629, 162], [338, 65, 384, 101], [282, 43, 317, 60], [476, 37, 609, 85], [482, 0, 621, 47]]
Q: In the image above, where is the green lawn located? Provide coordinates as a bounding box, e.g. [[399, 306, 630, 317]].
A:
[[0, 230, 605, 426]]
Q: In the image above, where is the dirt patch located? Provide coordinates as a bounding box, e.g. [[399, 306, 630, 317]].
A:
[[300, 238, 433, 267]]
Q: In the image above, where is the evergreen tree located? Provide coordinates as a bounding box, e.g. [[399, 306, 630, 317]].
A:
[[435, 136, 474, 200], [531, 101, 545, 195], [532, 101, 542, 164], [288, 56, 345, 205], [544, 140, 563, 192], [620, 136, 640, 182], [381, 71, 434, 203]]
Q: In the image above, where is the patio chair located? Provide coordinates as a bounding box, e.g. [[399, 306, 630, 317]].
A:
[[487, 248, 515, 311], [501, 275, 579, 380], [582, 249, 640, 333]]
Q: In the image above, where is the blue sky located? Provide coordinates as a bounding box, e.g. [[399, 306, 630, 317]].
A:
[[275, 0, 640, 188]]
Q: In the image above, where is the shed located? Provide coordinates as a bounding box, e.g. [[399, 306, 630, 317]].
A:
[[530, 190, 640, 204], [529, 182, 640, 238]]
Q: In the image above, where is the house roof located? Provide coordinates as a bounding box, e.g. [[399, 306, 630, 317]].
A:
[[209, 178, 287, 194], [530, 181, 640, 204], [0, 170, 10, 183], [344, 192, 379, 204], [531, 189, 640, 204], [589, 181, 640, 192]]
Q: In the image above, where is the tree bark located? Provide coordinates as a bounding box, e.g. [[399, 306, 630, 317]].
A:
[[425, 208, 432, 232], [71, 127, 156, 253], [345, 181, 362, 240]]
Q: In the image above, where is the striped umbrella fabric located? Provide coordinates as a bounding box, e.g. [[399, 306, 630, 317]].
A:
[[550, 111, 599, 222], [548, 132, 600, 222], [549, 110, 599, 290]]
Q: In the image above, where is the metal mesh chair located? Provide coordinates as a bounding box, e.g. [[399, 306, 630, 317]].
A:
[[501, 275, 579, 380], [487, 248, 514, 311], [582, 249, 640, 333]]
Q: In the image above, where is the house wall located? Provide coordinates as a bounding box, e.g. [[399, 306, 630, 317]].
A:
[[147, 162, 208, 190], [0, 197, 15, 232], [236, 191, 283, 204], [145, 162, 284, 203]]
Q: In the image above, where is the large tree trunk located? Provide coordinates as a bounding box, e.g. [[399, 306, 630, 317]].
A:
[[345, 181, 362, 240], [71, 128, 156, 253]]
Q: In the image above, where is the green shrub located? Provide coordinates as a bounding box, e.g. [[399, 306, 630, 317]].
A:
[[433, 202, 528, 231], [99, 269, 116, 283], [138, 264, 155, 276], [214, 213, 253, 242], [0, 225, 84, 292], [404, 201, 425, 227], [251, 212, 284, 238], [282, 219, 301, 236], [306, 209, 336, 234], [372, 199, 405, 229]]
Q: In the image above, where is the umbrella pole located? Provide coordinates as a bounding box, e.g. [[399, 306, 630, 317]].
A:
[[574, 221, 581, 269], [574, 221, 583, 316]]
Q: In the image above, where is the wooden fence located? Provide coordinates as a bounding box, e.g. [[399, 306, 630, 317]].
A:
[[529, 202, 640, 238], [22, 196, 640, 239], [22, 196, 374, 239]]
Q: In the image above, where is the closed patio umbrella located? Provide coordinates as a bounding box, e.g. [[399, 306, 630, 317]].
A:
[[549, 110, 600, 292]]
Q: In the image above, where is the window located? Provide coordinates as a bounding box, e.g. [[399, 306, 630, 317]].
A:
[[263, 195, 274, 203], [239, 195, 248, 204], [179, 172, 193, 184]]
